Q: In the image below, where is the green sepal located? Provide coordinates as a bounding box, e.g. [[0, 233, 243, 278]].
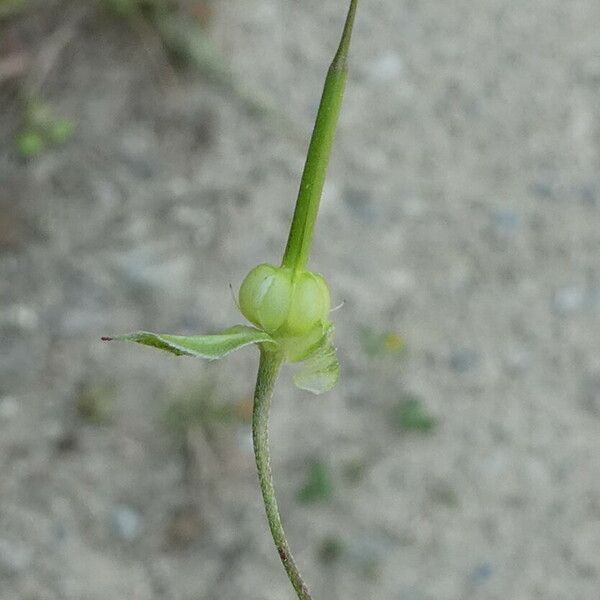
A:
[[292, 325, 339, 394], [104, 325, 277, 359], [280, 321, 329, 363]]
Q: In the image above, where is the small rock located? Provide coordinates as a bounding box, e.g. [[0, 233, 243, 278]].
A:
[[112, 505, 143, 542]]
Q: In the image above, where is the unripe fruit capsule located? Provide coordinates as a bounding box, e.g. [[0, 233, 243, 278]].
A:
[[239, 264, 293, 334], [239, 264, 330, 336], [286, 272, 330, 335]]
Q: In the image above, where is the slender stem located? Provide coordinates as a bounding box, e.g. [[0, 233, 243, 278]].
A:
[[252, 349, 313, 600], [281, 0, 358, 273]]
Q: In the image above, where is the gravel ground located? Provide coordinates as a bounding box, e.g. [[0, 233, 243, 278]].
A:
[[1, 0, 600, 599]]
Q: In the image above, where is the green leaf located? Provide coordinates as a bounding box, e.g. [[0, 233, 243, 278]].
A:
[[293, 337, 339, 394], [104, 325, 276, 359]]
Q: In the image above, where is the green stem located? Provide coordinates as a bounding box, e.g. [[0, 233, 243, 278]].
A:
[[252, 349, 313, 600], [282, 0, 358, 273]]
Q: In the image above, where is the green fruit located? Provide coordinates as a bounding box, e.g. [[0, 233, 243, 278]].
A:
[[239, 264, 293, 334], [239, 264, 331, 337], [286, 272, 330, 335]]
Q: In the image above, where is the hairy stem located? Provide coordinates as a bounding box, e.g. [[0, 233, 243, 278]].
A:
[[281, 0, 358, 273], [252, 349, 313, 600]]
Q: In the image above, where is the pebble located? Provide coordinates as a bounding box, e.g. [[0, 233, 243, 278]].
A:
[[111, 505, 143, 542]]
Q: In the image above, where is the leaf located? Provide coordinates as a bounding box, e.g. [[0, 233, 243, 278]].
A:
[[293, 337, 339, 394], [104, 325, 276, 359]]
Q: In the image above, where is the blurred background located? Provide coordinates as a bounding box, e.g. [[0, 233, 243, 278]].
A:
[[1, 0, 600, 598]]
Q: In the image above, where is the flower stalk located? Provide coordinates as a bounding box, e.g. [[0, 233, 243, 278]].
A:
[[252, 348, 312, 600], [252, 2, 358, 597], [282, 0, 358, 274]]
